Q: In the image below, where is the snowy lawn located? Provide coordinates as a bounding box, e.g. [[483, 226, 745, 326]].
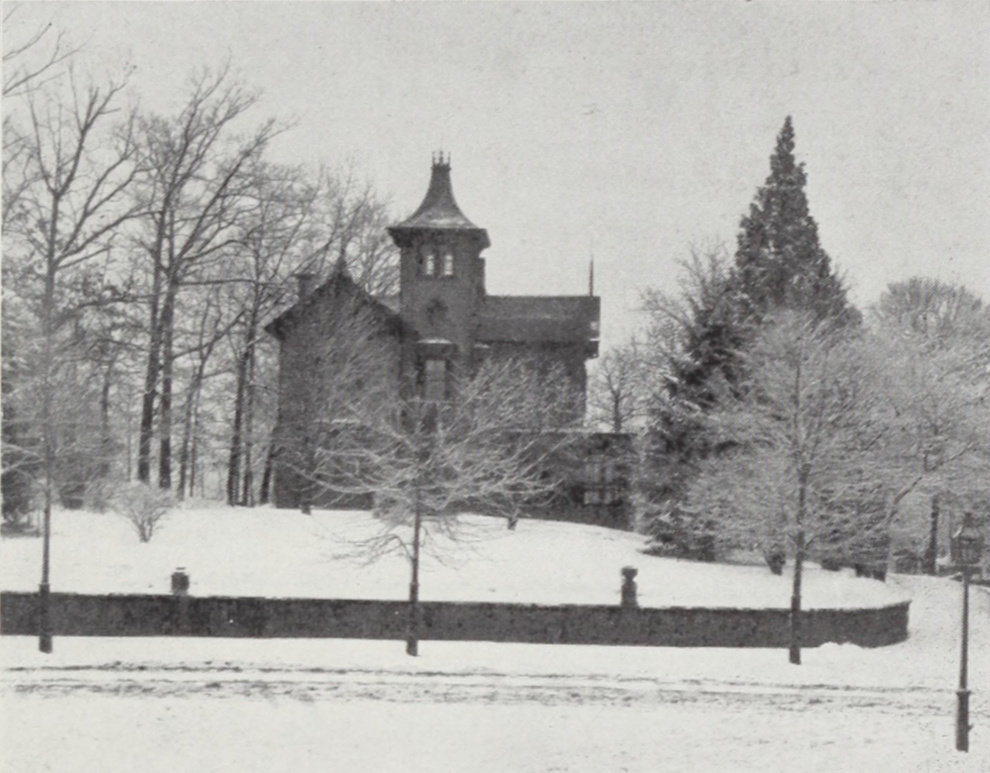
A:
[[0, 504, 906, 609]]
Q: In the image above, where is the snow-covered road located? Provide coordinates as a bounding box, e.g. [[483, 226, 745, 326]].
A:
[[3, 659, 987, 773], [1, 656, 972, 712]]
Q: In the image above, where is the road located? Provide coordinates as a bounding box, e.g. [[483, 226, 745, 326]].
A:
[[3, 660, 988, 772]]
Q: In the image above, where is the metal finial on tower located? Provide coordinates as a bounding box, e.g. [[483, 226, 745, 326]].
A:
[[389, 155, 489, 249], [588, 241, 595, 297]]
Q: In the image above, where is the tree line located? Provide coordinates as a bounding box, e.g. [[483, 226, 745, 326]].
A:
[[2, 19, 399, 524]]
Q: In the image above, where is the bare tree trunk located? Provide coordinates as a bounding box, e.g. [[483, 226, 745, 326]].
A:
[[137, 260, 164, 484], [158, 294, 174, 490], [99, 359, 115, 481], [189, 426, 198, 500], [299, 427, 316, 514], [177, 366, 204, 501], [926, 493, 940, 576], [227, 347, 249, 505], [406, 481, 423, 657], [789, 473, 807, 666], [38, 257, 56, 654], [789, 530, 805, 665], [612, 392, 623, 433], [137, 324, 160, 483], [241, 335, 257, 506], [189, 373, 206, 500], [259, 443, 274, 505], [126, 395, 133, 482]]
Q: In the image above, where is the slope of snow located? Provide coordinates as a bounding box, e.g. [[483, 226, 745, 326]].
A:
[[0, 505, 906, 609]]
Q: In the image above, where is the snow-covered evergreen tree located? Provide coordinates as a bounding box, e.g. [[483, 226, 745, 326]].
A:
[[735, 116, 855, 325]]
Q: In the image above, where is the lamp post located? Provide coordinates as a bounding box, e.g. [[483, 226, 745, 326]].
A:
[[952, 511, 984, 753]]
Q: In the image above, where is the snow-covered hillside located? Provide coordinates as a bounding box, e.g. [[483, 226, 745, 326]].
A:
[[0, 505, 905, 609]]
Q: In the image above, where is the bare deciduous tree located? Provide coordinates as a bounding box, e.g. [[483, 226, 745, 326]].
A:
[[132, 67, 279, 487], [307, 164, 399, 297], [2, 70, 141, 651], [224, 163, 319, 505], [683, 311, 891, 665], [589, 337, 645, 433], [2, 5, 76, 99], [873, 279, 990, 573], [315, 355, 577, 656]]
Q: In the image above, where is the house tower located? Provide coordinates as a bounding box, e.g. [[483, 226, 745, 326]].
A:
[[388, 154, 491, 392]]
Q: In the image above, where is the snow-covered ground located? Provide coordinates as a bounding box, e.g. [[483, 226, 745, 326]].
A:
[[0, 505, 905, 609], [2, 574, 988, 773], [2, 505, 988, 771]]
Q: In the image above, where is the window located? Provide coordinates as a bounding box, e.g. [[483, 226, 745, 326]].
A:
[[423, 358, 447, 401], [419, 244, 454, 277], [582, 455, 626, 506], [422, 246, 436, 277]]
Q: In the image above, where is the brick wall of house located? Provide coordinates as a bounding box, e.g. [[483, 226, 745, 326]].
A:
[[270, 287, 401, 510]]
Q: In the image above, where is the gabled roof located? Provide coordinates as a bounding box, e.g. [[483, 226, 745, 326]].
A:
[[264, 267, 405, 341], [378, 294, 400, 314], [478, 295, 601, 345], [388, 156, 490, 249]]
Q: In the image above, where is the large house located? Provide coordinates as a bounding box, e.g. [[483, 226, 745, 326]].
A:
[[265, 156, 631, 526]]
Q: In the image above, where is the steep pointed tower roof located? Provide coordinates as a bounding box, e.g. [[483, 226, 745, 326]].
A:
[[389, 154, 490, 249]]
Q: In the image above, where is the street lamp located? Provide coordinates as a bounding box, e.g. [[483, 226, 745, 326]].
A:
[[952, 511, 984, 753]]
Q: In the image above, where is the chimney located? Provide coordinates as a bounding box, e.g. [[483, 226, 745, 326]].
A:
[[295, 272, 316, 300]]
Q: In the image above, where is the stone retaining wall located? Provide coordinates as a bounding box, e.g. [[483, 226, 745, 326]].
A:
[[0, 592, 909, 648]]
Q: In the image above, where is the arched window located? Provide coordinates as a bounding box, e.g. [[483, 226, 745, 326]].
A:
[[442, 248, 455, 277]]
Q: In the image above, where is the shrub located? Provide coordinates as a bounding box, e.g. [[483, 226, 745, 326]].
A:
[[112, 482, 174, 542], [1, 467, 35, 529], [643, 507, 717, 562]]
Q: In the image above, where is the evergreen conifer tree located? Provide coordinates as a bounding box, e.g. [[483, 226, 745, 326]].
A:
[[735, 116, 855, 325], [643, 118, 858, 538]]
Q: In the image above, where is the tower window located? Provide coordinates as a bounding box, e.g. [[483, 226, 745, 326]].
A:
[[419, 244, 454, 278], [423, 358, 447, 401], [422, 247, 436, 277]]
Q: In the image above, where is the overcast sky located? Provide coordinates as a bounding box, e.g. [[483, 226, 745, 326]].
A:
[[7, 1, 988, 347]]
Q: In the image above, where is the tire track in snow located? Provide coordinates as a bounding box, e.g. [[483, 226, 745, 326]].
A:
[[4, 664, 980, 718]]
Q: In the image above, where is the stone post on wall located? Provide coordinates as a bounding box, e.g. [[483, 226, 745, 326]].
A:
[[621, 566, 638, 608], [171, 568, 190, 635]]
